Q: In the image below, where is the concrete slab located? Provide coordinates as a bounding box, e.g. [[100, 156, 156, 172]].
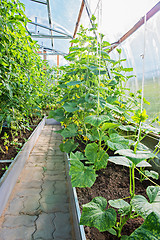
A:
[[20, 195, 40, 215], [33, 213, 55, 240], [21, 180, 42, 189], [45, 162, 65, 171], [40, 202, 70, 213], [2, 215, 37, 228], [28, 155, 47, 163], [43, 174, 66, 181], [0, 226, 35, 240], [5, 197, 24, 215], [0, 124, 79, 240], [53, 212, 72, 239]]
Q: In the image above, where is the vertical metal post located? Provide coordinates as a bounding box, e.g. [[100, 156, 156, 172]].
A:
[[141, 14, 147, 113], [43, 50, 47, 70], [43, 50, 47, 61], [57, 55, 59, 67], [71, 0, 85, 46], [35, 17, 38, 34], [46, 0, 54, 48]]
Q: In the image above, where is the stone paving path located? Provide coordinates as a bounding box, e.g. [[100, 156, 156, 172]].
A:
[[0, 125, 76, 240]]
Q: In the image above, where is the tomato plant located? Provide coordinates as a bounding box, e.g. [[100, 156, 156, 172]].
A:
[[0, 0, 56, 137]]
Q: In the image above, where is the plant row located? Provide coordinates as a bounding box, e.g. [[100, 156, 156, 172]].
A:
[[50, 18, 160, 239], [0, 0, 57, 155]]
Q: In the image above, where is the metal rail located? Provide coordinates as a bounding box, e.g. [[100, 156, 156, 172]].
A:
[[71, 0, 98, 45], [46, 0, 54, 48], [38, 45, 67, 56], [29, 22, 72, 38], [31, 34, 72, 39], [71, 0, 85, 46], [30, 0, 47, 5], [108, 1, 160, 52]]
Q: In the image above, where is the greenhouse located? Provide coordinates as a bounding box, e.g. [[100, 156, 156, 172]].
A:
[[0, 0, 160, 239]]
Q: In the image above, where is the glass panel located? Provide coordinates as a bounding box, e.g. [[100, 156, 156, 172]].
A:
[[49, 0, 81, 53], [110, 11, 160, 126], [20, 0, 82, 54], [20, 0, 52, 49], [80, 0, 159, 43]]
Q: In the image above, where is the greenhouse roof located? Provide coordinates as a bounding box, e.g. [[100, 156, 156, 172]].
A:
[[21, 0, 160, 56], [20, 0, 82, 56]]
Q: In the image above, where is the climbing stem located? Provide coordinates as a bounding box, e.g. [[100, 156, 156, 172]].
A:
[[129, 167, 132, 196], [132, 166, 135, 197]]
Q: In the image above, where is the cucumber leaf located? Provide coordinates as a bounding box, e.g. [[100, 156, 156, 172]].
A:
[[69, 160, 97, 187], [48, 109, 65, 122], [85, 115, 110, 127], [144, 170, 159, 180], [63, 102, 79, 112], [70, 151, 84, 161], [131, 186, 160, 218], [80, 197, 117, 232], [101, 122, 120, 131], [85, 143, 109, 170], [115, 149, 156, 165], [109, 199, 130, 209], [128, 212, 160, 239], [59, 139, 78, 153], [58, 123, 78, 138]]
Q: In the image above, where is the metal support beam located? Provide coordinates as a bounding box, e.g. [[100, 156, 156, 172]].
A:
[[71, 0, 98, 47], [38, 52, 64, 56], [39, 45, 67, 56], [57, 55, 59, 67], [30, 0, 47, 5], [71, 0, 97, 42], [29, 22, 72, 38], [46, 0, 54, 48], [72, 0, 85, 44], [108, 1, 160, 52], [31, 34, 72, 39], [35, 17, 38, 34]]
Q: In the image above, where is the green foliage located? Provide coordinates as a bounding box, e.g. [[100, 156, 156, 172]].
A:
[[80, 197, 117, 232], [131, 109, 148, 124], [0, 0, 55, 134], [85, 115, 110, 127], [70, 151, 85, 161], [128, 212, 160, 239], [143, 170, 159, 180], [107, 133, 130, 151], [109, 199, 130, 209], [58, 124, 78, 138], [108, 156, 152, 168], [131, 186, 160, 218], [59, 139, 78, 153], [85, 143, 109, 170], [69, 159, 97, 187], [101, 122, 120, 131], [51, 18, 160, 239], [115, 149, 156, 166], [63, 102, 79, 112], [48, 109, 65, 122]]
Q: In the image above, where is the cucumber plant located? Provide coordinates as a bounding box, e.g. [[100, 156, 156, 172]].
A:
[[49, 17, 160, 238]]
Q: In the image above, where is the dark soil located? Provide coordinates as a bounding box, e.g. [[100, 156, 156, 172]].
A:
[[0, 117, 41, 179], [0, 162, 12, 179], [76, 162, 160, 239]]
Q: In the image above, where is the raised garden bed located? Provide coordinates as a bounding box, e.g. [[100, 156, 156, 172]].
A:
[[0, 117, 42, 178], [64, 131, 160, 239], [76, 161, 160, 240]]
